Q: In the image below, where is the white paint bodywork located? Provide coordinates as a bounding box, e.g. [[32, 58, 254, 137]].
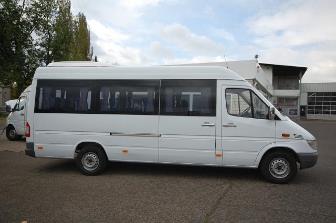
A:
[[26, 63, 317, 168], [6, 86, 31, 136]]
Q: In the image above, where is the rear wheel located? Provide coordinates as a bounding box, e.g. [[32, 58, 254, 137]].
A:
[[75, 145, 107, 175], [6, 126, 19, 141], [260, 151, 297, 184]]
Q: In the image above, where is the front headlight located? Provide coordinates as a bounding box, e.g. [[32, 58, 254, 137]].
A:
[[307, 140, 318, 150]]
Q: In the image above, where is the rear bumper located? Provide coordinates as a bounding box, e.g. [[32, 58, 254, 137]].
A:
[[25, 142, 35, 157], [298, 151, 318, 169]]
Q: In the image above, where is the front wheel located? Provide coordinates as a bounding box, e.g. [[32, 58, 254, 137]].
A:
[[75, 145, 108, 175], [259, 151, 297, 184]]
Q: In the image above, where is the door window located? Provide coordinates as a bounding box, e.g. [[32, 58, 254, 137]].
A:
[[18, 97, 26, 110], [226, 88, 252, 118], [14, 97, 26, 111], [226, 88, 269, 119]]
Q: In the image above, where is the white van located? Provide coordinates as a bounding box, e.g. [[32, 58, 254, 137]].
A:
[[5, 86, 31, 140], [25, 62, 318, 183]]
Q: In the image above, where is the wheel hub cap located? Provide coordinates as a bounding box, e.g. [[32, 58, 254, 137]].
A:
[[9, 129, 15, 137], [269, 158, 290, 179], [81, 152, 99, 171]]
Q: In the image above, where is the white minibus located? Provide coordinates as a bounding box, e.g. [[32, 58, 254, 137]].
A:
[[25, 62, 318, 183], [5, 85, 31, 140]]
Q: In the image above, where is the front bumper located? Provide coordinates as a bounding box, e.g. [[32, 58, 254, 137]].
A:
[[298, 151, 318, 169], [25, 142, 35, 157]]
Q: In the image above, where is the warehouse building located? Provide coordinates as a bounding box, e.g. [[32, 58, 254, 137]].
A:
[[300, 82, 336, 120]]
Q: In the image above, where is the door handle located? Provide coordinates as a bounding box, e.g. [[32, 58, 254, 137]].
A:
[[222, 123, 237, 127], [202, 122, 215, 127]]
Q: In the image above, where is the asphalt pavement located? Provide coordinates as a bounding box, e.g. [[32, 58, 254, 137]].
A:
[[0, 120, 335, 223]]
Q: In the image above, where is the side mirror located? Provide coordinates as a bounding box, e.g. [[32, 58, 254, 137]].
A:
[[269, 107, 275, 120]]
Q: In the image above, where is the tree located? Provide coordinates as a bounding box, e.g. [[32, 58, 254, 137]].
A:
[[52, 0, 73, 61], [70, 13, 91, 61], [0, 0, 39, 95], [31, 0, 58, 65], [0, 0, 92, 95]]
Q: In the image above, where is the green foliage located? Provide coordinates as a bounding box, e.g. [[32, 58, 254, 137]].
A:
[[70, 13, 91, 61], [0, 0, 39, 96], [53, 0, 73, 61], [0, 0, 92, 94]]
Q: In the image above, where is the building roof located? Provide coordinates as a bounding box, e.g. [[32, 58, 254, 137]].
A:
[[259, 62, 307, 76]]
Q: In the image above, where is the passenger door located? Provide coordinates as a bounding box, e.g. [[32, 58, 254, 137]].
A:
[[159, 80, 220, 165], [221, 85, 275, 167], [96, 80, 160, 163]]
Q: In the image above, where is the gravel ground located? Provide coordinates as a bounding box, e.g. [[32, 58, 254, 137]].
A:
[[0, 120, 335, 223]]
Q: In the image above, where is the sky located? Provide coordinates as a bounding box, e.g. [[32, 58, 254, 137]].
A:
[[71, 0, 336, 83]]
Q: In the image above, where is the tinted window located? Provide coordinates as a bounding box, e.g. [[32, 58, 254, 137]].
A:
[[35, 80, 159, 115], [160, 80, 216, 116], [35, 80, 95, 113], [226, 88, 269, 119], [97, 80, 159, 115]]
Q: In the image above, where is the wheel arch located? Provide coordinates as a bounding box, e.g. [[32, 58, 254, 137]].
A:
[[6, 124, 15, 130], [74, 141, 108, 160], [256, 146, 299, 168]]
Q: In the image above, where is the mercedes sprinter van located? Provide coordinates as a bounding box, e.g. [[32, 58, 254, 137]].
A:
[[25, 62, 318, 183]]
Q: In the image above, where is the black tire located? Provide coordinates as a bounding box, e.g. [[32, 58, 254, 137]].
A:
[[75, 145, 108, 175], [6, 126, 19, 141], [259, 151, 297, 184]]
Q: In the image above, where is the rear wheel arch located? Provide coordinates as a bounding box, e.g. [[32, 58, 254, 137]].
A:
[[75, 142, 108, 159]]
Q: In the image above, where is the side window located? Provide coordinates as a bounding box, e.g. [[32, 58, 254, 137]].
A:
[[161, 80, 216, 116], [226, 88, 252, 118], [35, 80, 94, 113], [226, 88, 269, 119], [251, 92, 269, 119], [18, 97, 26, 110], [97, 80, 159, 115]]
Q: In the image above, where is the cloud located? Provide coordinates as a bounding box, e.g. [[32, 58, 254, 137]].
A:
[[248, 0, 336, 82], [88, 20, 144, 65], [72, 0, 162, 28], [161, 23, 226, 57], [161, 56, 227, 65], [211, 28, 236, 42], [149, 41, 173, 59], [120, 0, 162, 9], [88, 20, 128, 43]]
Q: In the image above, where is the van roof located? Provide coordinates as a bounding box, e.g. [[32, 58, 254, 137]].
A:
[[34, 63, 246, 81]]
